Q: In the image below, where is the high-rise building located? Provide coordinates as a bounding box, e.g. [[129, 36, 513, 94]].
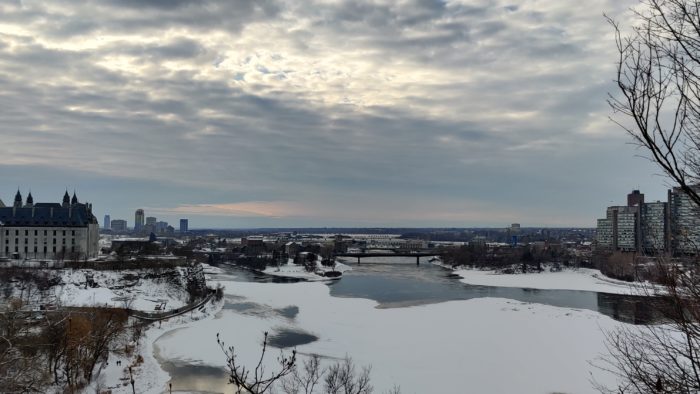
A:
[[596, 218, 614, 248], [134, 209, 145, 232], [155, 221, 169, 234], [627, 190, 645, 207], [104, 214, 111, 230], [597, 189, 675, 254], [180, 219, 189, 233], [669, 186, 700, 254], [641, 201, 667, 252], [599, 205, 640, 252], [146, 217, 157, 226], [111, 219, 128, 232]]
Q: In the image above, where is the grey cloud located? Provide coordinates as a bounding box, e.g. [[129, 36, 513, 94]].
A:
[[0, 0, 653, 226]]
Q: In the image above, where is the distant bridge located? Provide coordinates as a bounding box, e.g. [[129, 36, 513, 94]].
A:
[[335, 250, 442, 265]]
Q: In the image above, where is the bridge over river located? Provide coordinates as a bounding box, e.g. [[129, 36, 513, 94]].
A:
[[335, 250, 443, 265]]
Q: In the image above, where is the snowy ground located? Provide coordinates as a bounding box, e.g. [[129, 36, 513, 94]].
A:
[[88, 298, 225, 394], [262, 258, 351, 281], [153, 280, 623, 394], [4, 268, 190, 312], [453, 267, 638, 295]]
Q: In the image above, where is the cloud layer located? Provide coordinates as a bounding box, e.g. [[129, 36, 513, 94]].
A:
[[0, 0, 666, 227]]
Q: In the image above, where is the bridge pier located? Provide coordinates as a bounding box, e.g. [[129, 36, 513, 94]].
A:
[[416, 256, 420, 265], [357, 256, 361, 264]]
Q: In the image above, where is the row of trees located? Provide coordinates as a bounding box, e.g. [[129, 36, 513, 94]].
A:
[[0, 300, 136, 392], [439, 243, 575, 271]]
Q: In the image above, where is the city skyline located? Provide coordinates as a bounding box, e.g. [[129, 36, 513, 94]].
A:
[[0, 0, 668, 227]]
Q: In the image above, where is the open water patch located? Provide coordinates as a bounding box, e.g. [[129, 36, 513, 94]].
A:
[[267, 328, 318, 348]]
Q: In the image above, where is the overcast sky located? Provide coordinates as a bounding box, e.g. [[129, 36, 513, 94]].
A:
[[0, 0, 672, 228]]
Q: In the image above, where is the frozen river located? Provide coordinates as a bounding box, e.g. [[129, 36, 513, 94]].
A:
[[152, 259, 651, 393]]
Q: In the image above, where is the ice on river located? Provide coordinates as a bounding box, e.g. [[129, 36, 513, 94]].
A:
[[154, 280, 622, 394]]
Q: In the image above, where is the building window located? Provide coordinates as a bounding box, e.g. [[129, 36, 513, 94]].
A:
[[53, 238, 56, 244], [53, 230, 56, 236], [52, 246, 56, 253], [15, 230, 18, 236], [33, 246, 37, 253], [62, 230, 66, 236], [72, 230, 75, 236], [72, 238, 75, 245], [24, 246, 27, 253], [24, 238, 27, 244], [14, 246, 18, 252], [14, 239, 18, 244], [25, 230, 28, 236], [34, 230, 37, 236], [4, 246, 7, 254], [43, 246, 47, 253], [62, 238, 66, 245], [44, 230, 47, 236]]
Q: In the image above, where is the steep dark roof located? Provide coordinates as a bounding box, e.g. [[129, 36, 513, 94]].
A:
[[0, 203, 98, 227]]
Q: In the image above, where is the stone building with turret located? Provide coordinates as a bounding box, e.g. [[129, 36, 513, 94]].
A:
[[0, 190, 99, 260]]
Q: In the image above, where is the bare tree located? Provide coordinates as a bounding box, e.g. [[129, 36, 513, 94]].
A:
[[324, 357, 373, 394], [219, 333, 396, 394], [281, 354, 324, 394], [217, 332, 297, 394], [604, 1, 700, 392], [596, 264, 700, 393], [609, 0, 700, 205]]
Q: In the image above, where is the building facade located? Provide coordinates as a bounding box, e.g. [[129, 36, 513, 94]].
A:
[[641, 201, 667, 252], [0, 191, 99, 260], [669, 186, 700, 254], [111, 219, 127, 232], [104, 214, 111, 230], [134, 209, 145, 232], [180, 219, 189, 233]]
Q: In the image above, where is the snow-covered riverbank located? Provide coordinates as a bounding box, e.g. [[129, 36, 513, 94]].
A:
[[453, 267, 638, 295], [262, 258, 352, 281], [90, 297, 225, 393], [153, 280, 623, 394]]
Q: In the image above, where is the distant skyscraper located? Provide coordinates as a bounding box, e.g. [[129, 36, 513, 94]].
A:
[[155, 221, 168, 234], [111, 219, 127, 232], [180, 219, 189, 233], [104, 214, 111, 230], [134, 209, 145, 232], [146, 216, 157, 226]]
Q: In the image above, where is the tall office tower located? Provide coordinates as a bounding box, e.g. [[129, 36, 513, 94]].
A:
[[104, 214, 111, 230], [669, 186, 700, 254], [627, 189, 645, 207], [134, 209, 145, 232], [146, 216, 157, 226], [180, 219, 189, 233]]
